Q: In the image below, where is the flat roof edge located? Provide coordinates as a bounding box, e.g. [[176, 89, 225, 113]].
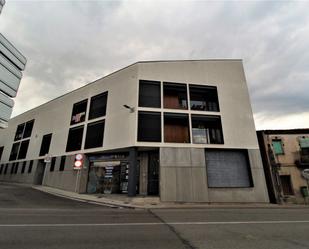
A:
[[10, 59, 242, 120]]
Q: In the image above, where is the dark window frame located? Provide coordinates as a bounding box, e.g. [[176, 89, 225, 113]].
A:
[[39, 133, 52, 156], [9, 142, 20, 161], [14, 123, 25, 141], [0, 146, 4, 161], [189, 84, 220, 112], [88, 92, 108, 120], [17, 140, 30, 160], [70, 99, 88, 125], [21, 161, 27, 174], [66, 125, 84, 152], [138, 80, 161, 108], [84, 120, 105, 149], [59, 156, 66, 171], [50, 157, 56, 172], [4, 164, 8, 175], [28, 160, 33, 173], [191, 114, 224, 145], [137, 111, 162, 142], [23, 120, 35, 139]]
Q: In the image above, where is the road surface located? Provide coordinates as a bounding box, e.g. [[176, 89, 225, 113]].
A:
[[0, 182, 308, 249]]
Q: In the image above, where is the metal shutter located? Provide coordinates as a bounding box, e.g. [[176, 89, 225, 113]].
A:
[[206, 149, 252, 188]]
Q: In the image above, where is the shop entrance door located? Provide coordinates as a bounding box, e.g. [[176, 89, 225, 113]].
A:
[[147, 151, 159, 195]]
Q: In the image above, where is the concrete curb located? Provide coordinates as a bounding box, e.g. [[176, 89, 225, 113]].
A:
[[31, 186, 137, 209], [29, 184, 309, 210]]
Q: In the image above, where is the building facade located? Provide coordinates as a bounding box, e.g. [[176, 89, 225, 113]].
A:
[[0, 60, 269, 203], [0, 0, 27, 128], [257, 130, 309, 204]]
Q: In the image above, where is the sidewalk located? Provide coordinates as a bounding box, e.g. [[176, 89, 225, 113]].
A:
[[32, 185, 309, 209]]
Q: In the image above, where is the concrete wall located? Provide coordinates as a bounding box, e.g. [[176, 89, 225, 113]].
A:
[[160, 147, 269, 203], [160, 147, 209, 202], [0, 159, 38, 184], [42, 155, 88, 193]]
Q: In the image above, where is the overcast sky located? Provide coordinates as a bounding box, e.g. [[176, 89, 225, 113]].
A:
[[1, 0, 309, 130]]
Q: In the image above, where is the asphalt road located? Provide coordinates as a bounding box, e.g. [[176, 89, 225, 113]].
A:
[[0, 183, 309, 249]]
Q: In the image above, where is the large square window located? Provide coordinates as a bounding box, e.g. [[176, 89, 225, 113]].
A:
[[66, 125, 84, 152], [189, 85, 219, 112], [9, 142, 20, 161], [164, 113, 190, 143], [138, 111, 161, 142], [88, 92, 108, 120], [18, 140, 30, 159], [70, 99, 87, 125], [39, 134, 52, 156], [191, 115, 224, 144], [163, 82, 188, 110], [139, 80, 161, 108], [84, 120, 105, 149]]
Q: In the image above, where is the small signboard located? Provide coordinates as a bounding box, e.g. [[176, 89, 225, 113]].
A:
[[74, 153, 83, 170]]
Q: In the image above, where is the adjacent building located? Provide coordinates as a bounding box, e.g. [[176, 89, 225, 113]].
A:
[[257, 129, 309, 204], [0, 0, 27, 128], [0, 60, 269, 203]]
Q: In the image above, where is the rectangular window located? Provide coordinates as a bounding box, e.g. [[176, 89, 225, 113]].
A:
[[189, 85, 219, 112], [9, 142, 20, 161], [70, 99, 87, 125], [14, 123, 25, 141], [0, 164, 3, 175], [206, 149, 253, 188], [17, 140, 30, 160], [39, 134, 52, 156], [191, 115, 224, 144], [84, 120, 105, 149], [138, 111, 161, 142], [23, 120, 35, 138], [21, 161, 26, 174], [14, 162, 19, 174], [272, 140, 284, 155], [88, 92, 108, 120], [4, 164, 8, 174], [66, 125, 84, 152], [0, 146, 3, 161], [164, 113, 190, 143], [50, 157, 56, 172], [28, 160, 33, 173], [59, 156, 66, 171], [139, 80, 161, 108], [280, 175, 294, 196], [163, 82, 188, 110]]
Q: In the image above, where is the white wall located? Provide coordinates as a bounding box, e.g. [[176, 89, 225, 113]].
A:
[[0, 60, 258, 164]]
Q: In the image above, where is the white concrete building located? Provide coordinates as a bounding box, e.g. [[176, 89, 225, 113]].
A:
[[0, 60, 269, 203]]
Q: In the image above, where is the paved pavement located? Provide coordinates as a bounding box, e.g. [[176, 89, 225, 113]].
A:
[[1, 182, 309, 249]]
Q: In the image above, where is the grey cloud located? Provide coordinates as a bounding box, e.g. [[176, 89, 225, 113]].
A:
[[0, 1, 308, 129]]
